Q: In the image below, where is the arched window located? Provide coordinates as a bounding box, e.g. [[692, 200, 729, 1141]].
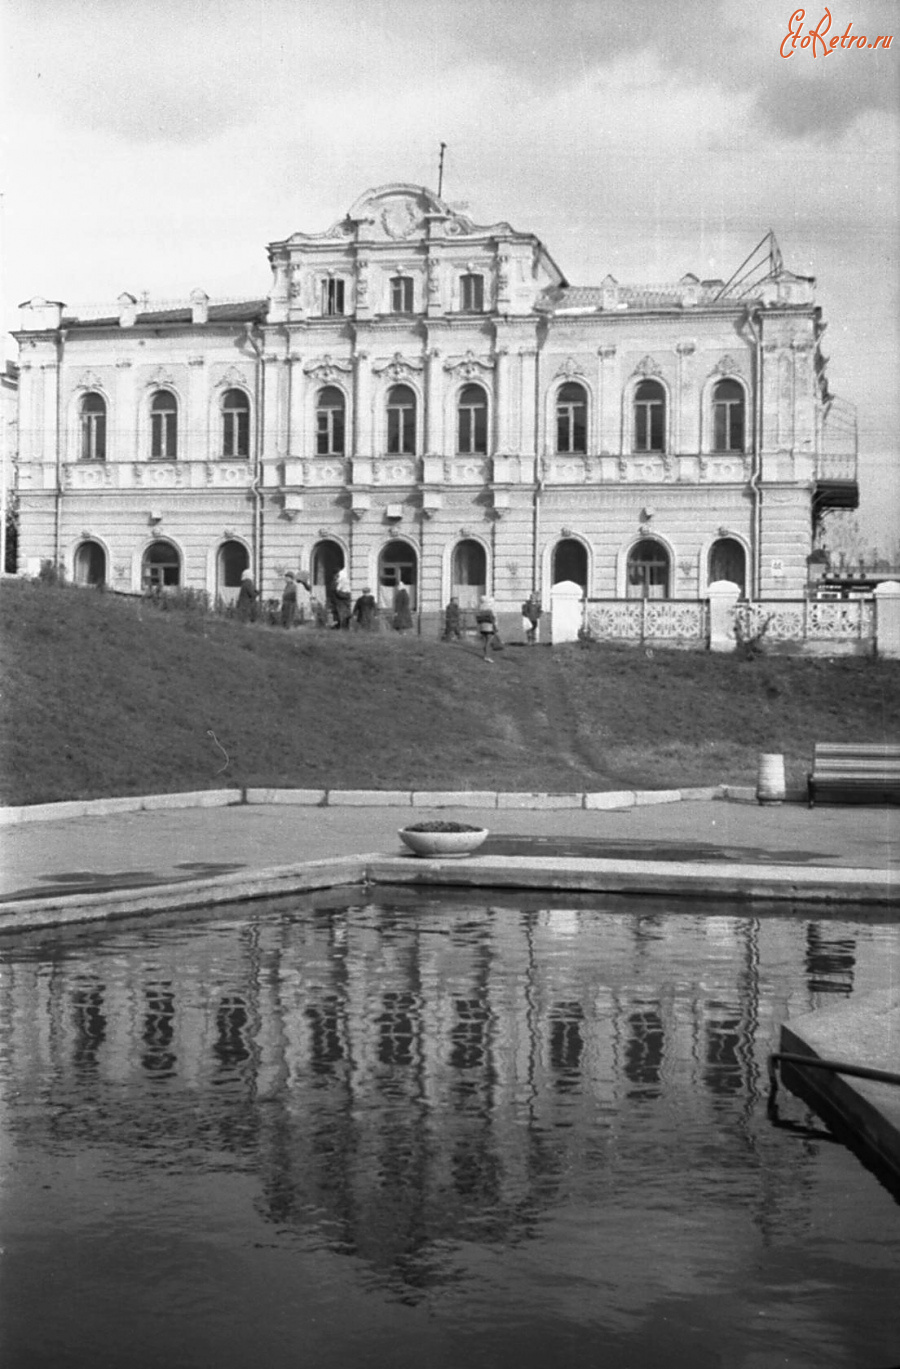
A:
[[150, 390, 178, 460], [316, 386, 346, 456], [633, 380, 665, 453], [556, 383, 587, 454], [457, 384, 487, 454], [142, 539, 181, 589], [379, 540, 418, 611], [386, 384, 416, 455], [80, 392, 106, 462], [390, 276, 414, 314], [627, 538, 670, 599], [222, 389, 250, 458], [712, 379, 745, 451]]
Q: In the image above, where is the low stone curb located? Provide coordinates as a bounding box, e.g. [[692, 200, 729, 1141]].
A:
[[0, 851, 894, 935], [0, 783, 761, 825]]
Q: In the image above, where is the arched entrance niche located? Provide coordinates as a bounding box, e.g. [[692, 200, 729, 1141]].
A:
[[708, 537, 746, 596], [73, 540, 106, 587], [217, 539, 250, 605], [626, 538, 670, 599], [451, 538, 486, 609], [378, 539, 418, 611], [142, 539, 181, 589], [552, 537, 588, 590]]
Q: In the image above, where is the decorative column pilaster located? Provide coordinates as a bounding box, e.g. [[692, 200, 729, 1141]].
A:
[[424, 347, 442, 455], [186, 355, 206, 463], [597, 346, 617, 454], [675, 341, 696, 454], [354, 349, 371, 457], [494, 346, 511, 454], [287, 353, 304, 457]]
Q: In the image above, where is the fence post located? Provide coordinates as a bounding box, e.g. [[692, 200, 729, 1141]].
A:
[[874, 581, 900, 659], [708, 580, 741, 652]]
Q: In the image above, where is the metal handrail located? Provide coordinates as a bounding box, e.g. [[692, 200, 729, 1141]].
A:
[[767, 1051, 900, 1107]]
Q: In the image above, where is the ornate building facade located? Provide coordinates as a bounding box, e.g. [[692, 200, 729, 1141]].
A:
[[13, 183, 856, 631]]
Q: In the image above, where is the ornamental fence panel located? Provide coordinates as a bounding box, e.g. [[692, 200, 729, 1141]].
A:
[[584, 599, 708, 644], [582, 597, 874, 648]]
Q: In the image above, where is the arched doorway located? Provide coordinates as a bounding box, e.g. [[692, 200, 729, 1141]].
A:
[[627, 538, 670, 599], [379, 540, 418, 612], [552, 538, 588, 589], [217, 540, 249, 605], [311, 539, 345, 599], [709, 538, 746, 596], [142, 539, 181, 589], [451, 539, 486, 609], [74, 540, 106, 587]]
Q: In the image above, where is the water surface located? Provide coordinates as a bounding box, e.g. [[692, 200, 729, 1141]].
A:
[[1, 890, 898, 1369]]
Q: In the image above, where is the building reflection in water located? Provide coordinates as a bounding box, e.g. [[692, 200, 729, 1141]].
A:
[[0, 892, 896, 1302]]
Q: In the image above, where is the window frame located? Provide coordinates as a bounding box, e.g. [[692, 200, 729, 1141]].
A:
[[150, 389, 178, 461], [386, 383, 417, 455], [460, 273, 484, 313], [79, 391, 107, 462], [555, 382, 588, 455], [389, 275, 414, 314], [711, 378, 746, 452], [633, 380, 666, 454], [316, 385, 347, 457], [221, 388, 250, 459], [456, 383, 488, 455], [321, 278, 346, 317]]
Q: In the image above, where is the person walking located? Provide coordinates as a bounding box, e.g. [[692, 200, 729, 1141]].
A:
[[353, 586, 377, 630], [332, 567, 352, 630], [522, 592, 542, 645], [280, 571, 298, 628], [393, 582, 413, 632], [443, 596, 462, 641], [475, 595, 498, 662], [236, 568, 258, 623]]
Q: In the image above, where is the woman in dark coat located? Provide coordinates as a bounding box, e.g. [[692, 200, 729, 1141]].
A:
[[393, 583, 413, 632], [353, 587, 377, 630], [236, 569, 257, 623]]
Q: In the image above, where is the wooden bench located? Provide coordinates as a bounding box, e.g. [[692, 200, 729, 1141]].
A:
[[807, 742, 900, 807]]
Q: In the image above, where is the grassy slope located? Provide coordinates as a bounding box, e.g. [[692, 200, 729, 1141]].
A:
[[1, 578, 898, 805]]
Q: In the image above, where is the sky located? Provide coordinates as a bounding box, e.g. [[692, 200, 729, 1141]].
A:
[[2, 0, 897, 553]]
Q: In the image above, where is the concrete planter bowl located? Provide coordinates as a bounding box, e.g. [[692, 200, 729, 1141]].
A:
[[398, 822, 489, 858]]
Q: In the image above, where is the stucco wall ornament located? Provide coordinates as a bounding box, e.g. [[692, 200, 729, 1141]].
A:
[[373, 352, 424, 382], [632, 355, 662, 378], [381, 200, 422, 240], [712, 354, 744, 376], [303, 355, 353, 383], [555, 356, 586, 380], [76, 370, 105, 391], [443, 350, 495, 379]]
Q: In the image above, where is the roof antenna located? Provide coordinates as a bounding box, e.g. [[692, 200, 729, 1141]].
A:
[[437, 142, 447, 198]]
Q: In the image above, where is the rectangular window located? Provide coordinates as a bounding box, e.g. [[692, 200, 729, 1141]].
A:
[[387, 406, 415, 454], [223, 410, 249, 458], [317, 409, 345, 456], [151, 412, 177, 460], [635, 403, 664, 452], [460, 273, 484, 312], [714, 402, 744, 451], [321, 279, 345, 316], [390, 277, 413, 313]]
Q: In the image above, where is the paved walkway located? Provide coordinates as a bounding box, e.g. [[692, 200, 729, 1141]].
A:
[[0, 795, 896, 905]]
